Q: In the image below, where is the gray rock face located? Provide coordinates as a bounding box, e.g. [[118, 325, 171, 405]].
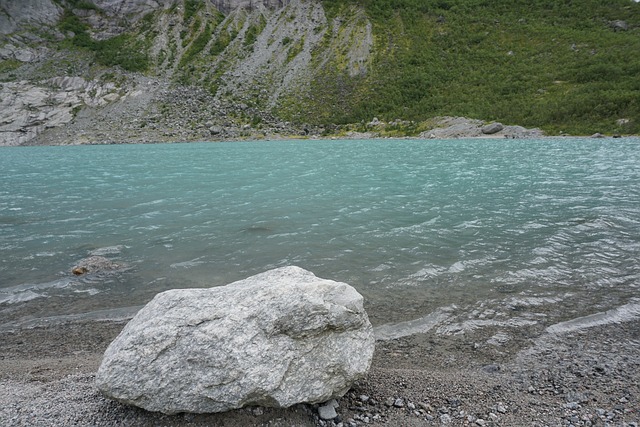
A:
[[0, 0, 62, 35], [0, 78, 122, 146], [211, 0, 291, 14], [95, 266, 375, 414], [0, 44, 39, 62], [92, 0, 177, 20]]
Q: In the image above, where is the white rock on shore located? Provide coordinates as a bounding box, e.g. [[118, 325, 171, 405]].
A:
[[95, 266, 375, 414]]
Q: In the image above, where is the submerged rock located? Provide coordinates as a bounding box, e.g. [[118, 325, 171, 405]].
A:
[[71, 256, 125, 275], [95, 266, 375, 414]]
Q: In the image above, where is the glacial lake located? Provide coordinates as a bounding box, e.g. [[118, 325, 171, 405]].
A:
[[1, 138, 640, 338]]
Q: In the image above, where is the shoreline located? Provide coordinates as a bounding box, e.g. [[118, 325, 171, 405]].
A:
[[2, 134, 639, 148], [2, 315, 639, 426]]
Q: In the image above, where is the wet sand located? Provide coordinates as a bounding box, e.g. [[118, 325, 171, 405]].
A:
[[1, 316, 639, 426]]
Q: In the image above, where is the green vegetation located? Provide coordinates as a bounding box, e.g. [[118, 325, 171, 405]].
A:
[[286, 36, 305, 63], [183, 0, 203, 23], [311, 0, 640, 134], [58, 9, 148, 72], [47, 0, 640, 134], [244, 16, 267, 47], [59, 9, 94, 48], [210, 29, 237, 56], [0, 59, 22, 75], [94, 34, 149, 72], [180, 23, 213, 66]]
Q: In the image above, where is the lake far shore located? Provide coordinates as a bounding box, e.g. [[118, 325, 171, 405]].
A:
[[1, 316, 639, 426]]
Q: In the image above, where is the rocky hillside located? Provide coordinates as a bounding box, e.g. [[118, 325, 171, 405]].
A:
[[0, 0, 638, 145], [0, 0, 373, 144]]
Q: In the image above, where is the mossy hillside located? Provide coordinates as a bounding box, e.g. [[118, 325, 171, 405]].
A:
[[0, 59, 22, 79], [34, 0, 640, 135], [275, 5, 373, 124], [314, 0, 640, 135], [57, 7, 149, 72], [152, 0, 640, 135]]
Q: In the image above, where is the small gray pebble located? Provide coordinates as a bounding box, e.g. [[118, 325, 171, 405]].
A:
[[318, 403, 338, 420]]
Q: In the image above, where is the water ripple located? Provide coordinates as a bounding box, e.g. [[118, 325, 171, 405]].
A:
[[1, 138, 639, 328]]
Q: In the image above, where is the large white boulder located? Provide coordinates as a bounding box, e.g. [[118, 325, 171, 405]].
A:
[[95, 266, 374, 414]]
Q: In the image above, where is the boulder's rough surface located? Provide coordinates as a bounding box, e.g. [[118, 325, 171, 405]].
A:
[[95, 266, 375, 414]]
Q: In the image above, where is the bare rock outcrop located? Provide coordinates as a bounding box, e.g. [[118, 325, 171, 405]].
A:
[[0, 77, 122, 146], [0, 0, 62, 35], [210, 0, 292, 14], [420, 117, 543, 139]]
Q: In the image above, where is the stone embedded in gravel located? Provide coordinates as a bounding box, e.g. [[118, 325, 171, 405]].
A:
[[393, 398, 405, 408], [564, 402, 579, 410], [482, 363, 501, 374], [318, 399, 339, 420], [418, 402, 432, 412], [95, 266, 375, 414]]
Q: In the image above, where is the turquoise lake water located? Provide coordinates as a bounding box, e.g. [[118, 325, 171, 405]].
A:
[[1, 138, 640, 335]]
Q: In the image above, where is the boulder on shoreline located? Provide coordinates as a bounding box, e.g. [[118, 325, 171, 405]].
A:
[[419, 117, 543, 139], [95, 266, 375, 414], [481, 122, 504, 135]]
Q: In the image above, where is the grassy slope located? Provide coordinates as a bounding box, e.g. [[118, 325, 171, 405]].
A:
[[315, 0, 640, 135]]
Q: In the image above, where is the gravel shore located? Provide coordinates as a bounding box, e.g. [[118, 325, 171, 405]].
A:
[[1, 317, 639, 426]]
